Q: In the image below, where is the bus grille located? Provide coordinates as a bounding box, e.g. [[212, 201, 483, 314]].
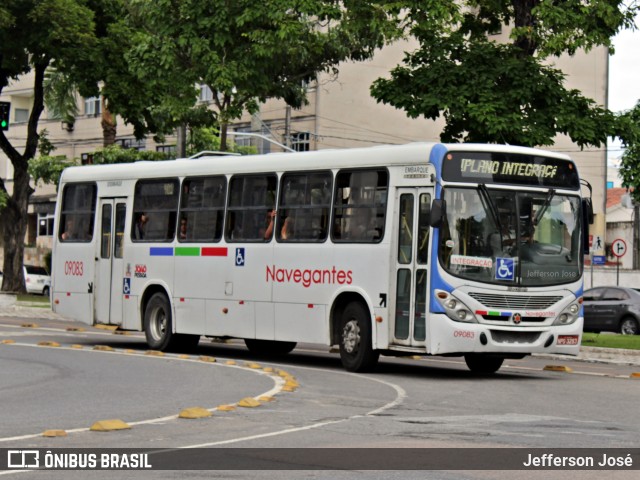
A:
[[490, 331, 541, 344], [468, 292, 562, 310]]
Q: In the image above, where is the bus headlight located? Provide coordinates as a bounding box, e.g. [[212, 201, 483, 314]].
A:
[[435, 290, 476, 324], [553, 302, 581, 326]]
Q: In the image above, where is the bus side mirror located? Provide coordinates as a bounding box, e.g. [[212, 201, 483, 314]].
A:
[[582, 198, 594, 225], [582, 198, 593, 252], [429, 199, 446, 228]]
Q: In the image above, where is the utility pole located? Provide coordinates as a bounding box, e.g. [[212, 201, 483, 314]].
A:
[[634, 203, 639, 270], [284, 105, 292, 149], [176, 124, 187, 158]]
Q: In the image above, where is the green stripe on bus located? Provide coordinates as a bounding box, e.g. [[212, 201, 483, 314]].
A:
[[175, 247, 201, 256]]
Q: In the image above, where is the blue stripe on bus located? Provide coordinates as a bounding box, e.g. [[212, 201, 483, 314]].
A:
[[150, 247, 174, 256]]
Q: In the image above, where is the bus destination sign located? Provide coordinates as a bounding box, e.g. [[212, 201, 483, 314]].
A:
[[441, 152, 580, 190]]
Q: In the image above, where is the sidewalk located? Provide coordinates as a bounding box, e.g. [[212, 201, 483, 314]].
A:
[[0, 293, 68, 320], [1, 293, 640, 365]]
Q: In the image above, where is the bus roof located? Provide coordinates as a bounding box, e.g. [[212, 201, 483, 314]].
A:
[[59, 142, 573, 183]]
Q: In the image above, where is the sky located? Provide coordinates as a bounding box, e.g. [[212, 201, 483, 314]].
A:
[[607, 15, 640, 165]]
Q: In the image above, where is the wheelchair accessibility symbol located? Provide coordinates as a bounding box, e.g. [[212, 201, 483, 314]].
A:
[[495, 257, 515, 281], [235, 248, 245, 266], [123, 277, 131, 294]]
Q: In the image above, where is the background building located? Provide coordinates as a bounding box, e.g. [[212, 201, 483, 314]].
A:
[[0, 39, 610, 268]]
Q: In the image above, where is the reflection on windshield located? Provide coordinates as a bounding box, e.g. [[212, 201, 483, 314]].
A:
[[438, 187, 582, 286]]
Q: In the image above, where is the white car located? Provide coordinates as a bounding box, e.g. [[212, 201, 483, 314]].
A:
[[24, 265, 51, 296]]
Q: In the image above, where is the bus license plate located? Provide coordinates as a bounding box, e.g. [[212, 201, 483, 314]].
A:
[[557, 335, 579, 346]]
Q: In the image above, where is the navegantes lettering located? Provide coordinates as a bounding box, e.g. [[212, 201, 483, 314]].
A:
[[266, 265, 353, 288]]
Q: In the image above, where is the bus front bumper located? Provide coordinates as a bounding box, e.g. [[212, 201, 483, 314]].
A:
[[428, 314, 583, 357]]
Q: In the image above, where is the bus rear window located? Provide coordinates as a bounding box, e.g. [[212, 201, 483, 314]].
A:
[[59, 183, 97, 243]]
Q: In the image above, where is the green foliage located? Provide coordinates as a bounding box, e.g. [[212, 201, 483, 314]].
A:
[[91, 145, 171, 164], [371, 0, 639, 148], [582, 332, 640, 350], [37, 129, 56, 156], [618, 101, 640, 203], [28, 154, 76, 188], [43, 68, 79, 126], [44, 250, 52, 274], [186, 126, 257, 157], [124, 0, 401, 149]]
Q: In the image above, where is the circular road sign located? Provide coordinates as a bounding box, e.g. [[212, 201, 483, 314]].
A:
[[611, 238, 627, 258]]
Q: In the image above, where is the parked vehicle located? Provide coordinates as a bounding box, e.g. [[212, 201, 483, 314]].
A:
[[583, 286, 640, 335], [24, 265, 51, 296]]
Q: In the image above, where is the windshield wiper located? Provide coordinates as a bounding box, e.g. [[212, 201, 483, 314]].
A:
[[478, 184, 502, 233], [533, 188, 556, 226]]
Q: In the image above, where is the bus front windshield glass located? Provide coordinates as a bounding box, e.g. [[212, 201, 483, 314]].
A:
[[438, 187, 582, 286]]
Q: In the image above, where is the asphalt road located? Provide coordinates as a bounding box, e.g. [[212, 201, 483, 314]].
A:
[[0, 315, 639, 480]]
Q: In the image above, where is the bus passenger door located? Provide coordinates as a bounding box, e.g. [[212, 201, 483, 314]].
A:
[[94, 199, 127, 325], [391, 189, 431, 347]]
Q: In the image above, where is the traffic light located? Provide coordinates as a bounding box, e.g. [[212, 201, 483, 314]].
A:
[[0, 101, 10, 131]]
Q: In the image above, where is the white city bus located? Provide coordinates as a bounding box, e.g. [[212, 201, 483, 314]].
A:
[[51, 143, 592, 373]]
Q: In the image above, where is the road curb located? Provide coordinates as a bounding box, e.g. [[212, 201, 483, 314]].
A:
[[3, 294, 640, 366]]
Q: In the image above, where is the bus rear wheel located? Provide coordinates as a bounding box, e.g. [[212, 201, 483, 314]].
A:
[[244, 339, 297, 356], [144, 293, 199, 352], [464, 354, 504, 374], [338, 301, 379, 372]]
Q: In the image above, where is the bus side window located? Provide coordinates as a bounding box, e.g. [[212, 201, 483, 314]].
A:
[[332, 169, 388, 243], [225, 174, 277, 242], [132, 179, 179, 242], [179, 176, 226, 243], [277, 171, 332, 242]]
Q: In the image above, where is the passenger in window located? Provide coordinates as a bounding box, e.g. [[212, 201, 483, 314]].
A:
[[280, 216, 294, 240], [350, 208, 377, 241], [134, 213, 148, 240], [262, 209, 276, 240], [179, 217, 188, 241], [61, 217, 76, 241]]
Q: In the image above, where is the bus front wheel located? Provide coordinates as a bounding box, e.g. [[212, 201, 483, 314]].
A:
[[464, 354, 504, 374], [144, 293, 199, 352], [338, 301, 379, 372]]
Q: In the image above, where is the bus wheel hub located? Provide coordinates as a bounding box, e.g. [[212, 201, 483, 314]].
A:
[[342, 320, 360, 354]]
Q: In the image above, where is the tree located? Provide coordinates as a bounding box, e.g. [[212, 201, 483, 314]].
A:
[[186, 126, 257, 157], [618, 101, 640, 202], [125, 0, 401, 150], [0, 0, 96, 293], [370, 0, 639, 148]]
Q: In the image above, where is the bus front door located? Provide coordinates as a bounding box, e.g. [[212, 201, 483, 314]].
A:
[[94, 199, 127, 325], [391, 189, 431, 347]]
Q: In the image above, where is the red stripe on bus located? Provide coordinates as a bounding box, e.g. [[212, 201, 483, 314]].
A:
[[202, 247, 228, 257]]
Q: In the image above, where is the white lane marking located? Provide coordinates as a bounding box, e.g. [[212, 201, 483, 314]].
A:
[[0, 343, 407, 450], [181, 363, 407, 448], [0, 343, 283, 443]]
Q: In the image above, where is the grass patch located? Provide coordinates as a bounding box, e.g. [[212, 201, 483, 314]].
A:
[[582, 332, 640, 350], [16, 294, 50, 308]]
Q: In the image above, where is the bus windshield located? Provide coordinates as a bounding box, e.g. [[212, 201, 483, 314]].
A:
[[438, 187, 582, 286]]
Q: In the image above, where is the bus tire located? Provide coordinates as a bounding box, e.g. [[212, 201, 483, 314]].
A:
[[144, 293, 176, 351], [244, 339, 297, 356], [339, 301, 379, 372], [464, 354, 504, 374]]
